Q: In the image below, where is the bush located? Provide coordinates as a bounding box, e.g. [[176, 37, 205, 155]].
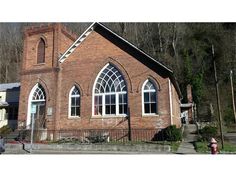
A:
[[0, 125, 12, 136], [199, 125, 218, 141], [86, 133, 109, 143], [152, 125, 183, 142], [163, 125, 182, 141]]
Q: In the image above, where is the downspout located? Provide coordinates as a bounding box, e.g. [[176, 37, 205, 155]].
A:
[[168, 78, 173, 125]]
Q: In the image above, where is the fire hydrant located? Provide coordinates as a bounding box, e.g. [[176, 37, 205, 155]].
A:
[[208, 138, 218, 154]]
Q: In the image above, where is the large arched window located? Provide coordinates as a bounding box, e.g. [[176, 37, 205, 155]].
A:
[[93, 63, 127, 116], [27, 83, 46, 128], [142, 79, 158, 115], [69, 86, 80, 117], [37, 38, 45, 64]]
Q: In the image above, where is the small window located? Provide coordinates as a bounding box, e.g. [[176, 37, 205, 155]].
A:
[[142, 79, 158, 115], [69, 86, 80, 117], [37, 38, 45, 64]]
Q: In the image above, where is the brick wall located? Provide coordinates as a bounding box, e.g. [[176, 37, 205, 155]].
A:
[[18, 24, 75, 129], [58, 31, 173, 130], [18, 23, 181, 136]]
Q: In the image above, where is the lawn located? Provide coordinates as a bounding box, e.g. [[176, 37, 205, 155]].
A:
[[194, 141, 236, 154]]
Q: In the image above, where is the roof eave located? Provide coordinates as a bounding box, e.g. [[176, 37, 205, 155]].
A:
[[58, 22, 173, 74], [59, 22, 97, 63]]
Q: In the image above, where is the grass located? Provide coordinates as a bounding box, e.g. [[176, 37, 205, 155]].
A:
[[170, 141, 181, 152], [220, 142, 236, 153], [194, 141, 236, 154], [193, 141, 209, 154]]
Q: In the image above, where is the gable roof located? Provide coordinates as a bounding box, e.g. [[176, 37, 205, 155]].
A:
[[58, 22, 182, 98]]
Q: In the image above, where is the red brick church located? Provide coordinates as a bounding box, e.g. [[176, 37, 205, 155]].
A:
[[18, 23, 182, 141]]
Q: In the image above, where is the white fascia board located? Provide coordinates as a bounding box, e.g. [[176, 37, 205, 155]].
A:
[[59, 22, 97, 63]]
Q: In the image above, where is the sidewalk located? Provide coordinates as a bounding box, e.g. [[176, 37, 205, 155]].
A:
[[176, 124, 198, 154]]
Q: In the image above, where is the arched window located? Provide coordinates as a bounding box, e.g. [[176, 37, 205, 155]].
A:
[[93, 63, 127, 116], [142, 79, 157, 115], [69, 86, 80, 117], [27, 83, 46, 128], [32, 85, 46, 101], [37, 38, 45, 64]]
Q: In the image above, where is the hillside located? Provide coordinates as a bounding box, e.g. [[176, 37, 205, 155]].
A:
[[0, 22, 235, 124]]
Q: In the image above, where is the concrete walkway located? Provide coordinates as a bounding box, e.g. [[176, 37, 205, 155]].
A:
[[176, 124, 198, 154]]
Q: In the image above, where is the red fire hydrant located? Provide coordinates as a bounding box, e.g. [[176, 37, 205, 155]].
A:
[[209, 138, 218, 154]]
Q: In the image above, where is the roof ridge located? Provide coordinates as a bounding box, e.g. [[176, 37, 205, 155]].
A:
[[58, 22, 173, 73]]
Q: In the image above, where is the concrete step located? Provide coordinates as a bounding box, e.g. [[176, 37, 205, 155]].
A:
[[224, 133, 236, 144], [185, 124, 197, 133]]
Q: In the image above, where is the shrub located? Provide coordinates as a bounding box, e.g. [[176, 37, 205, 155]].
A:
[[199, 125, 218, 141], [164, 125, 182, 141], [152, 125, 183, 142], [0, 125, 12, 136], [86, 133, 109, 143]]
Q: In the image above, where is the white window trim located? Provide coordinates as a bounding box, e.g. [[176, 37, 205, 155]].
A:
[[142, 79, 158, 116], [27, 83, 46, 128], [168, 78, 173, 125], [92, 63, 128, 117], [68, 86, 81, 118], [94, 90, 128, 117], [92, 114, 128, 119], [92, 64, 109, 116]]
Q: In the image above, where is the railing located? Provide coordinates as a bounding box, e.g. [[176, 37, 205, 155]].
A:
[[17, 128, 163, 143]]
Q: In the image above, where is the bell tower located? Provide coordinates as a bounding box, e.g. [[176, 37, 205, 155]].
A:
[[22, 23, 77, 72], [18, 23, 76, 130]]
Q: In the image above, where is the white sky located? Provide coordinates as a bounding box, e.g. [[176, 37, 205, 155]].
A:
[[0, 0, 235, 22], [1, 0, 236, 177]]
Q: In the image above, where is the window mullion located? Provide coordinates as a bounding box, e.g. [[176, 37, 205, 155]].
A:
[[102, 94, 105, 116], [116, 93, 119, 115]]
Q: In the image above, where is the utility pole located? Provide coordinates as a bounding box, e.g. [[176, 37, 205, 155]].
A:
[[127, 107, 132, 141], [212, 45, 224, 149], [230, 70, 236, 123]]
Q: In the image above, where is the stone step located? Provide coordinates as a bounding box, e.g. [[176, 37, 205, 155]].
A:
[[184, 124, 197, 133]]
